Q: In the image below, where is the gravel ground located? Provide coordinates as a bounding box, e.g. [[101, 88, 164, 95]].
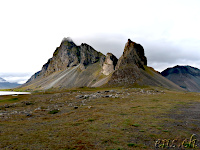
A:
[[163, 102, 200, 149]]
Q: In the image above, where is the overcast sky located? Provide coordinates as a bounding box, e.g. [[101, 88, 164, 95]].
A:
[[1, 0, 200, 84]]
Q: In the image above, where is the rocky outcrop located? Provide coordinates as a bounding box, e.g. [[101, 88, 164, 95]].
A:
[[43, 38, 105, 77], [28, 37, 105, 82], [107, 39, 183, 90], [116, 39, 147, 70], [161, 65, 200, 92], [107, 39, 147, 86], [102, 53, 118, 75]]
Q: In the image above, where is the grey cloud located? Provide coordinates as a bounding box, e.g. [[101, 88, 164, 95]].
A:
[[38, 34, 200, 73], [78, 34, 200, 71], [74, 34, 128, 58], [74, 35, 200, 72], [2, 34, 199, 84], [141, 39, 200, 71], [0, 72, 33, 84]]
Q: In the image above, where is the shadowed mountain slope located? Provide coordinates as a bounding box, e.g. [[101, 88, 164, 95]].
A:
[[161, 65, 200, 92]]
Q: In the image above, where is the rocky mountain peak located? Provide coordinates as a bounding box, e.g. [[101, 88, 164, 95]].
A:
[[116, 39, 147, 70], [162, 65, 200, 76], [27, 38, 106, 81], [161, 65, 200, 92], [59, 37, 76, 49], [62, 37, 74, 43]]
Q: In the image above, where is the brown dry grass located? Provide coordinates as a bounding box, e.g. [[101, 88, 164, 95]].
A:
[[0, 87, 200, 149]]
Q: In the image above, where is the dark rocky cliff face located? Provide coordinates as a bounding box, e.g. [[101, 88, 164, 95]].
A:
[[43, 38, 105, 76], [161, 65, 200, 92], [108, 39, 147, 86], [116, 39, 147, 70], [107, 39, 182, 90], [27, 37, 105, 82]]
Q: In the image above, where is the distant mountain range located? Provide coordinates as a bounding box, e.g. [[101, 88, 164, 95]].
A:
[[161, 65, 200, 92], [0, 77, 21, 89], [21, 37, 182, 91], [0, 77, 6, 82]]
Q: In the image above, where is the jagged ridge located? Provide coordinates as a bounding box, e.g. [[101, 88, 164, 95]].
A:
[[22, 38, 183, 91], [23, 38, 110, 90], [28, 37, 105, 82]]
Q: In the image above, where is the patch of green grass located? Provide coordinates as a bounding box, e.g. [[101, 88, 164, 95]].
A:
[[8, 98, 18, 101], [0, 98, 18, 103], [127, 143, 138, 147], [123, 119, 131, 126], [177, 102, 187, 105], [48, 109, 60, 114], [132, 123, 140, 127], [147, 106, 156, 109], [149, 134, 156, 138], [72, 122, 83, 126], [109, 148, 124, 150], [139, 130, 145, 132], [151, 99, 159, 102], [130, 106, 141, 108], [119, 113, 128, 115], [87, 119, 95, 122]]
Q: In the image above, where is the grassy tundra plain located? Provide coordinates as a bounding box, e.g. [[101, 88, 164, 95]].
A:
[[0, 87, 200, 149]]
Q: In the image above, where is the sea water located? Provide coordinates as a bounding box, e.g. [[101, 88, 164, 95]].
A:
[[0, 91, 31, 96]]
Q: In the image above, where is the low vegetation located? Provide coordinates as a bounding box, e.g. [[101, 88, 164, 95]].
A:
[[0, 87, 199, 149]]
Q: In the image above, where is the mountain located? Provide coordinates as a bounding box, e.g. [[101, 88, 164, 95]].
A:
[[106, 39, 183, 90], [0, 77, 6, 82], [161, 65, 200, 92], [0, 77, 20, 89], [21, 38, 183, 91], [22, 37, 109, 90]]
